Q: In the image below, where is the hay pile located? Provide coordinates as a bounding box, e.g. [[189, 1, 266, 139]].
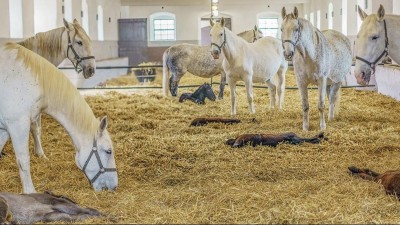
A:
[[2, 70, 400, 223]]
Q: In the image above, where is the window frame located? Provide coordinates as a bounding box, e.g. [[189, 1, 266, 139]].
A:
[[258, 17, 279, 38]]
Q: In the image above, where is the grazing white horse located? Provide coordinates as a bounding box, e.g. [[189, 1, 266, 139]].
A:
[[210, 18, 288, 115], [0, 43, 116, 193], [162, 26, 263, 99], [4, 19, 96, 161], [281, 7, 352, 131], [355, 5, 399, 85]]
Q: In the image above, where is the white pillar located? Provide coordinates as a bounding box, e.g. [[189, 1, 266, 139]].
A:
[[0, 0, 10, 38]]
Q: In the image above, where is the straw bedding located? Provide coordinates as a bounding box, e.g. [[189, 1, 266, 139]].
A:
[[2, 69, 400, 224]]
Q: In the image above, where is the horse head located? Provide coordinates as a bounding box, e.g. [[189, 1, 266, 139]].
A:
[[63, 18, 96, 79], [75, 116, 118, 191], [209, 17, 227, 59], [253, 25, 264, 41], [203, 83, 216, 101], [281, 7, 301, 61], [355, 5, 387, 85]]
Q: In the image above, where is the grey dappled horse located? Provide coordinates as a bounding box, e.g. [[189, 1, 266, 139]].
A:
[[162, 26, 263, 99], [281, 7, 352, 131]]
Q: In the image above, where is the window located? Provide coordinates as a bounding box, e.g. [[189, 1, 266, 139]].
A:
[[97, 5, 104, 41], [258, 18, 279, 38], [310, 12, 315, 25], [9, 0, 23, 38], [82, 0, 89, 34], [342, 0, 347, 35], [305, 14, 308, 20], [328, 2, 333, 29], [150, 12, 176, 41], [154, 19, 175, 40], [317, 10, 321, 29]]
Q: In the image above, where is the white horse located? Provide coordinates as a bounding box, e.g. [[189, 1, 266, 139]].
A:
[[8, 18, 96, 161], [0, 43, 116, 193], [210, 18, 288, 115], [355, 5, 399, 85], [162, 26, 263, 99], [281, 7, 352, 131]]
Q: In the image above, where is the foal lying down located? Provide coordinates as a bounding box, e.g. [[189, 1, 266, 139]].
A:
[[190, 117, 241, 126], [0, 191, 102, 224], [348, 166, 400, 199], [226, 132, 325, 148]]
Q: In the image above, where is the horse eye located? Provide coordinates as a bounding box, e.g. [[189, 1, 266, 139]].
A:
[[220, 33, 223, 36], [105, 149, 112, 155], [76, 41, 83, 46], [371, 36, 379, 40]]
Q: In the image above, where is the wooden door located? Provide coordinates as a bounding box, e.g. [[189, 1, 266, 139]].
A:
[[118, 18, 148, 66]]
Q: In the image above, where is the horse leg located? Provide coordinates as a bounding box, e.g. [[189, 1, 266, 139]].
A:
[[328, 82, 342, 121], [218, 71, 226, 100], [0, 129, 10, 156], [276, 66, 287, 109], [31, 114, 47, 159], [228, 79, 237, 115], [317, 78, 327, 131], [7, 118, 36, 193], [169, 72, 183, 97], [266, 79, 276, 109], [244, 75, 255, 113], [298, 82, 309, 131]]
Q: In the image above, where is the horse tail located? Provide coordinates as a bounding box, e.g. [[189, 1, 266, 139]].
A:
[[162, 49, 170, 96], [348, 166, 380, 182]]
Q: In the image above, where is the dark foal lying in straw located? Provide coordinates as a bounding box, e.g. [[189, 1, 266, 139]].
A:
[[179, 83, 216, 104], [226, 132, 325, 148], [348, 166, 400, 199], [0, 191, 102, 224], [190, 117, 241, 126]]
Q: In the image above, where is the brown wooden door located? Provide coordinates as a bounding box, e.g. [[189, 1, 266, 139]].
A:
[[118, 18, 148, 66]]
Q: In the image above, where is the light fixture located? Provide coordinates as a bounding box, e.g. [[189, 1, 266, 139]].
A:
[[210, 0, 219, 18], [211, 5, 218, 11], [212, 10, 219, 17], [212, 0, 218, 3]]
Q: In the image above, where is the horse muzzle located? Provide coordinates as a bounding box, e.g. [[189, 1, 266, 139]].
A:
[[211, 50, 220, 60], [284, 51, 294, 61], [82, 67, 95, 79], [355, 71, 371, 86]]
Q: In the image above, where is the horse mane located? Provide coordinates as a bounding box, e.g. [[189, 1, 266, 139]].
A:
[[17, 22, 91, 64], [5, 42, 99, 135]]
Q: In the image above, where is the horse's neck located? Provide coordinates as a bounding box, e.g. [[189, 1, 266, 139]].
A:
[[44, 100, 97, 153], [222, 29, 242, 62], [386, 16, 400, 64], [192, 85, 205, 97], [18, 27, 66, 66], [297, 21, 322, 61]]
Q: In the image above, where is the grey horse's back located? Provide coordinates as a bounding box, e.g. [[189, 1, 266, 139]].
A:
[[323, 30, 352, 83], [165, 44, 221, 77]]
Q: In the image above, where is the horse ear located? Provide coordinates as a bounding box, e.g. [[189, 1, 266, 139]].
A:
[[63, 18, 74, 31], [99, 116, 108, 133], [73, 18, 81, 25], [220, 17, 225, 27], [377, 4, 385, 21], [357, 5, 368, 21], [209, 18, 215, 26], [254, 25, 258, 31], [281, 7, 287, 19], [294, 7, 299, 19]]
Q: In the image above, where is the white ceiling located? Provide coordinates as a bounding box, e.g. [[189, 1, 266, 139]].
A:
[[121, 0, 310, 6]]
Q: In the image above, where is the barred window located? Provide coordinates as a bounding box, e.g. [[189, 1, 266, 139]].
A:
[[258, 18, 279, 38], [154, 19, 175, 40]]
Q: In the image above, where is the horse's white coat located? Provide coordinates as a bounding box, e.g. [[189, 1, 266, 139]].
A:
[[355, 5, 400, 85], [6, 19, 97, 162], [210, 18, 288, 115], [281, 7, 352, 131], [0, 43, 117, 193], [162, 27, 263, 99]]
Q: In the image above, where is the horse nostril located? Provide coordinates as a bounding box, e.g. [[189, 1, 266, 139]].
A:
[[361, 72, 366, 80]]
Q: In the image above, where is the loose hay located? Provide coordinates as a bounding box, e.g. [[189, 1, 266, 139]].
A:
[[2, 69, 400, 223]]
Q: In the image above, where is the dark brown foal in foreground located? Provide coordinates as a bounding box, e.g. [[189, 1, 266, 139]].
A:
[[348, 166, 400, 198], [0, 191, 102, 224], [190, 117, 241, 126], [226, 132, 325, 148]]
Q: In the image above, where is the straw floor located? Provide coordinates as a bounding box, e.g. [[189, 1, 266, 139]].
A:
[[2, 69, 400, 224]]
